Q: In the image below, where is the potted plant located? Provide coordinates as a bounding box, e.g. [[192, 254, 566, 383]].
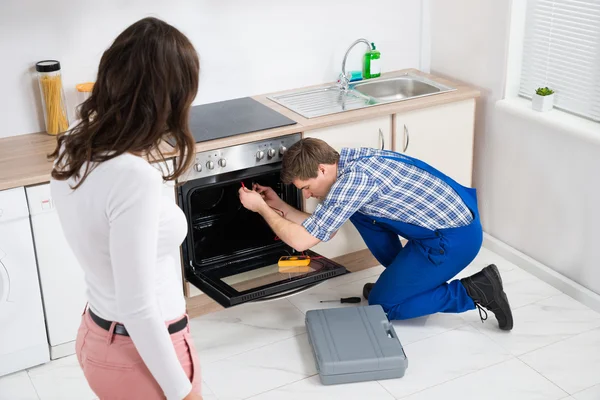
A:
[[532, 87, 555, 112]]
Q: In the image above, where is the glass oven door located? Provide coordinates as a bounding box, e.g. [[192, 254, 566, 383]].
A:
[[187, 247, 347, 307]]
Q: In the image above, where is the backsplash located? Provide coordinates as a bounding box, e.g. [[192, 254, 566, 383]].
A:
[[0, 0, 423, 139]]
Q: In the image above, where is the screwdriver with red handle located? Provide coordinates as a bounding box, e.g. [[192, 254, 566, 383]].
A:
[[320, 297, 362, 304]]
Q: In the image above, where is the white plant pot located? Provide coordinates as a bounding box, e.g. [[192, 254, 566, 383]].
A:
[[532, 93, 554, 112]]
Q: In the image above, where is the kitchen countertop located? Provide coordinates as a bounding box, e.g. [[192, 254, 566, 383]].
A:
[[0, 134, 176, 192], [0, 69, 479, 191]]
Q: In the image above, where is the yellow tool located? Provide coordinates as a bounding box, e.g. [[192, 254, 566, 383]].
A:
[[278, 256, 312, 273]]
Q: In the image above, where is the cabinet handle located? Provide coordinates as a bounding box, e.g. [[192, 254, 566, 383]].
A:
[[378, 128, 385, 150], [403, 124, 410, 152]]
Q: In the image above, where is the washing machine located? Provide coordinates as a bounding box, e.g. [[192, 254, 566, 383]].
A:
[[0, 187, 49, 376]]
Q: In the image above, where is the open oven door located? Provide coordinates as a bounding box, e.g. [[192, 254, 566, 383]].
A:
[[185, 247, 347, 307]]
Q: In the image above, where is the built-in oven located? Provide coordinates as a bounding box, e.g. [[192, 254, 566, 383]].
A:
[[178, 134, 348, 307]]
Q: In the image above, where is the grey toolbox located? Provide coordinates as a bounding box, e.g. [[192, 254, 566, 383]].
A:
[[305, 305, 408, 385]]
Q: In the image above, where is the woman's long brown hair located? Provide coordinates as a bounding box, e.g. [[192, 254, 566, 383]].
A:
[[49, 17, 199, 188]]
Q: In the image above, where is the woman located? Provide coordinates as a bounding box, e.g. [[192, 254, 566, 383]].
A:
[[49, 18, 202, 400]]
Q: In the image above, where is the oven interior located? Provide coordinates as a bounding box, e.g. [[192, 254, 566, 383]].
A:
[[188, 170, 300, 267]]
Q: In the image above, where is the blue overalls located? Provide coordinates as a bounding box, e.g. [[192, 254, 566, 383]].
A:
[[349, 153, 481, 320]]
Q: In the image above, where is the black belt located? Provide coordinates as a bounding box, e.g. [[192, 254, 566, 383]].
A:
[[88, 308, 188, 337]]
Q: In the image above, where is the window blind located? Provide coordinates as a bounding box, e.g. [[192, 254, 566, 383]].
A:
[[519, 0, 600, 122]]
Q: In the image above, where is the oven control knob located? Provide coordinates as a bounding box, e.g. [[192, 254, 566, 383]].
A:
[[256, 150, 265, 160], [206, 160, 215, 170], [267, 148, 276, 158], [279, 145, 287, 156], [218, 158, 227, 168], [194, 163, 202, 172]]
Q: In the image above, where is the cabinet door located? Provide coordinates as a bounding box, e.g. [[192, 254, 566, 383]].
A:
[[302, 115, 392, 258], [394, 99, 475, 187], [26, 184, 87, 354]]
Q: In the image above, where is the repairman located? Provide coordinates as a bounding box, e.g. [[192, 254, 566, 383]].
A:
[[238, 138, 513, 330]]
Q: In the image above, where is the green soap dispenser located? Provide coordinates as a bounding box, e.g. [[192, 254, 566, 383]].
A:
[[363, 42, 381, 79]]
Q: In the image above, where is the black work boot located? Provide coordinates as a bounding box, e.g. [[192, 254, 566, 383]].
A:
[[461, 264, 514, 331], [363, 283, 375, 301]]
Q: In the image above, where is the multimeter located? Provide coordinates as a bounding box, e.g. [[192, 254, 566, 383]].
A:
[[278, 255, 311, 266], [278, 256, 312, 272]]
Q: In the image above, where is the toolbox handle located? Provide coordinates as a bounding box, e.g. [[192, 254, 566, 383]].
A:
[[384, 322, 396, 339]]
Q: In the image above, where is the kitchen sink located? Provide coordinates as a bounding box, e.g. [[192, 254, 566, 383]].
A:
[[268, 73, 455, 119], [353, 76, 448, 102], [267, 87, 373, 119]]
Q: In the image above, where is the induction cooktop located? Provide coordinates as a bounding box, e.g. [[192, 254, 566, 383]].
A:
[[169, 97, 298, 146]]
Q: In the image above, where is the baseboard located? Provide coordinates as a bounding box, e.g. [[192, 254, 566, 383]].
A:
[[50, 340, 76, 360], [483, 233, 600, 314]]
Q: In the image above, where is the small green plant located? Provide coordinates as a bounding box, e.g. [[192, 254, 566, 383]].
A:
[[535, 87, 554, 96]]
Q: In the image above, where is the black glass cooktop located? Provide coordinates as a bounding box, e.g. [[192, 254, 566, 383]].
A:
[[170, 97, 297, 145]]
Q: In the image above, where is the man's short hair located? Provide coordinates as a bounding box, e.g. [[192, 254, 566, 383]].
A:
[[281, 138, 340, 184]]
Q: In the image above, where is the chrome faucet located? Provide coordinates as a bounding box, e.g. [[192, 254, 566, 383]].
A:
[[338, 38, 372, 92]]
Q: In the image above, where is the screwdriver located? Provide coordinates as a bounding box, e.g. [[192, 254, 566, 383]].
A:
[[320, 297, 362, 304]]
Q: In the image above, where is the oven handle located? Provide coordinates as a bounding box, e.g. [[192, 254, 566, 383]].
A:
[[249, 281, 324, 303]]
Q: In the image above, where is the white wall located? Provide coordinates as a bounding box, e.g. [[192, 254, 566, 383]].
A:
[[429, 0, 600, 295], [428, 0, 512, 229], [491, 100, 600, 293], [0, 0, 423, 139]]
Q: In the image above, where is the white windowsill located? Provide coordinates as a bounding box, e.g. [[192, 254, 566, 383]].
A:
[[496, 97, 600, 145]]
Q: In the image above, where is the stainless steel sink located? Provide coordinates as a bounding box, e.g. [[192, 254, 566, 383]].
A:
[[353, 76, 447, 102], [268, 73, 455, 119], [267, 87, 373, 119]]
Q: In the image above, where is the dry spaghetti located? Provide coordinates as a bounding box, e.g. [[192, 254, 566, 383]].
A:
[[36, 60, 69, 135]]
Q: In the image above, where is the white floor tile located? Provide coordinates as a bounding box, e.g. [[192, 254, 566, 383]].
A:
[[201, 380, 217, 400], [572, 384, 600, 400], [463, 294, 600, 356], [497, 267, 562, 309], [0, 371, 39, 400], [454, 247, 518, 281], [287, 276, 373, 314], [377, 325, 512, 398], [400, 358, 567, 400], [391, 313, 467, 345], [319, 265, 385, 289], [520, 328, 600, 395], [15, 245, 600, 400], [202, 334, 317, 400], [27, 356, 95, 400], [189, 299, 306, 364], [247, 375, 395, 400]]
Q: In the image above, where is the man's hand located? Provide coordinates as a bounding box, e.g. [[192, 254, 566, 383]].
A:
[[238, 187, 267, 212], [253, 184, 286, 213], [238, 184, 322, 251]]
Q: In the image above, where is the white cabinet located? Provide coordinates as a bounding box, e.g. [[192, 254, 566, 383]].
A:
[[27, 183, 87, 359], [302, 116, 392, 258], [394, 99, 476, 187]]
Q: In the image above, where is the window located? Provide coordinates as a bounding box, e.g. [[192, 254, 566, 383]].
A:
[[519, 0, 600, 122]]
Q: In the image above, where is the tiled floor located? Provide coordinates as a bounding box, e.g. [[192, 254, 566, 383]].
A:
[[2, 247, 600, 400]]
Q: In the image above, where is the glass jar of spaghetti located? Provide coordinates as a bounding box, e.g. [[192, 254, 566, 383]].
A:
[[35, 60, 69, 135]]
